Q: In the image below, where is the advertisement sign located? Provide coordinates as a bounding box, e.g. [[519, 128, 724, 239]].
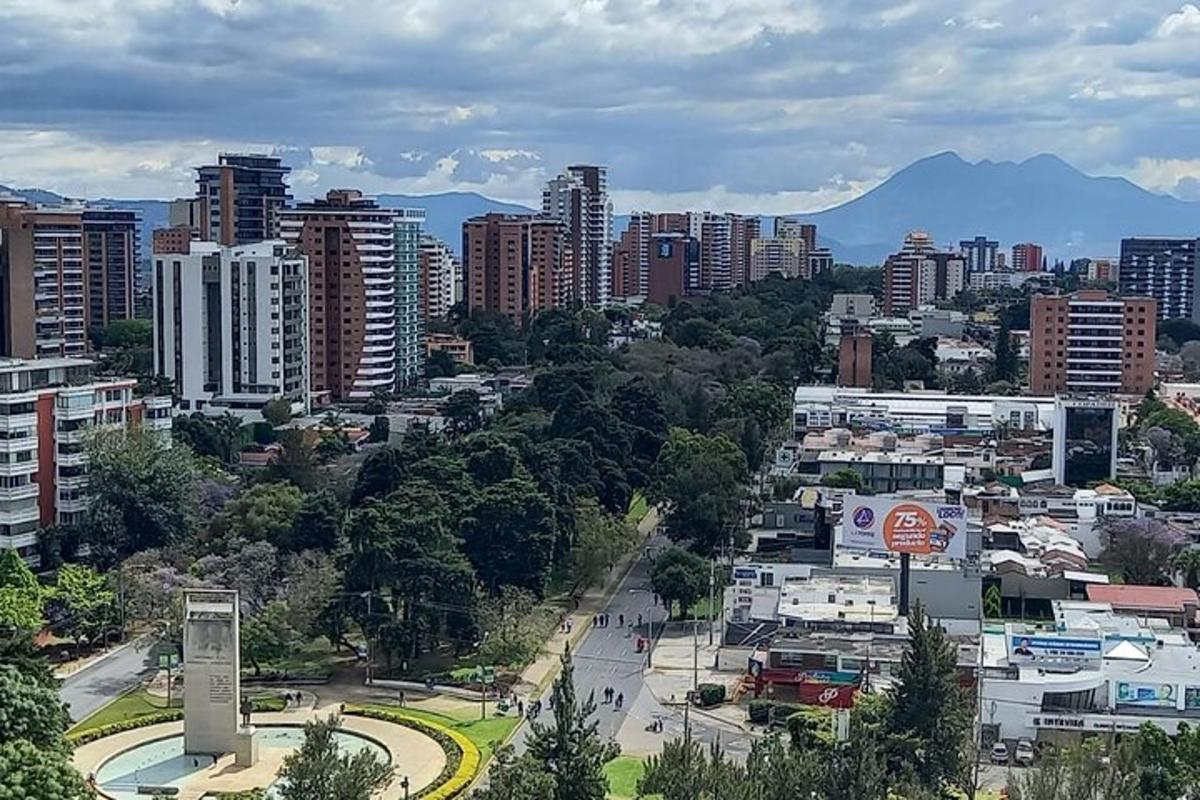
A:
[[1116, 682, 1177, 708], [796, 683, 857, 708], [1008, 634, 1101, 664], [1186, 686, 1200, 710], [842, 498, 968, 558]]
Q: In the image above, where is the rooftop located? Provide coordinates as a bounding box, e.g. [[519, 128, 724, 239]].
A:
[[1086, 585, 1200, 613]]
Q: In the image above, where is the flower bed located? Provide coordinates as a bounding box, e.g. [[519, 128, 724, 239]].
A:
[[343, 707, 481, 799]]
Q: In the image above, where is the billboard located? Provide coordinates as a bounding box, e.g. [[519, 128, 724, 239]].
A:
[[842, 498, 967, 558], [1008, 633, 1102, 664], [1116, 682, 1177, 708]]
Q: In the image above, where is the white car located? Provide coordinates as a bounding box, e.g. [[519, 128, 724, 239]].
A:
[[990, 742, 1010, 765], [1015, 740, 1035, 766]]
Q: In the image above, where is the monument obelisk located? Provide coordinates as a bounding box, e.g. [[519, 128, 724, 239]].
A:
[[182, 588, 258, 766]]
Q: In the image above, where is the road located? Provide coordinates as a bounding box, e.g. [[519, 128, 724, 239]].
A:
[[510, 536, 751, 758], [60, 635, 158, 722]]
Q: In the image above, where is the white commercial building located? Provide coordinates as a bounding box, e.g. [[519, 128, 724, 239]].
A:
[[153, 240, 309, 416], [793, 386, 1056, 436]]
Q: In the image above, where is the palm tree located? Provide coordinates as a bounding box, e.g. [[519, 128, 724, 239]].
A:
[[1171, 548, 1200, 589]]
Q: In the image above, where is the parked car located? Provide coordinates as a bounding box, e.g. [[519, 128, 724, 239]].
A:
[[991, 742, 1010, 765], [1015, 740, 1035, 766]]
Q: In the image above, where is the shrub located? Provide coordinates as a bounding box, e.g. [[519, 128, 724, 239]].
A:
[[68, 710, 183, 745], [696, 683, 726, 708], [343, 707, 481, 799], [747, 699, 804, 725]]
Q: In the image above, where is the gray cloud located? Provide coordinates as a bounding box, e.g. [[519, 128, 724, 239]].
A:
[[2, 0, 1200, 211]]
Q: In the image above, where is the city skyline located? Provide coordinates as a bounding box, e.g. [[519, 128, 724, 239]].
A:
[[5, 2, 1200, 213]]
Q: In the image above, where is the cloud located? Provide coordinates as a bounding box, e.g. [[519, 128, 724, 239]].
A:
[[0, 0, 1198, 211], [1123, 156, 1200, 197]]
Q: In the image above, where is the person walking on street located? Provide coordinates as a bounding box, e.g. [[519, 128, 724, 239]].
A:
[[618, 613, 625, 627], [615, 692, 624, 710]]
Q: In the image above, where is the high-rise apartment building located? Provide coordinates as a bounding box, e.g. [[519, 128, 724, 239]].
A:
[[418, 236, 459, 321], [646, 233, 700, 307], [196, 153, 292, 246], [1029, 290, 1156, 396], [776, 218, 817, 251], [153, 240, 308, 415], [542, 165, 612, 306], [727, 214, 760, 288], [1087, 258, 1119, 284], [82, 209, 139, 331], [959, 236, 999, 273], [280, 190, 397, 403], [463, 213, 568, 322], [1118, 238, 1200, 321], [168, 197, 202, 236], [0, 356, 172, 564], [808, 247, 834, 276], [394, 208, 425, 386], [0, 202, 87, 358], [1011, 242, 1043, 273], [749, 237, 806, 281], [882, 232, 966, 314]]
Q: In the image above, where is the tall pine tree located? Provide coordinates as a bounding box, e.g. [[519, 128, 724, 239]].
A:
[[527, 645, 613, 800]]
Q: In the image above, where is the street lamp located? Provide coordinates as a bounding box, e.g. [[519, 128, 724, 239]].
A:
[[400, 776, 410, 800]]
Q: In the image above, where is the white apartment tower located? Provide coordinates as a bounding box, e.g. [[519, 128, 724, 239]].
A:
[[153, 240, 309, 415], [542, 165, 612, 306]]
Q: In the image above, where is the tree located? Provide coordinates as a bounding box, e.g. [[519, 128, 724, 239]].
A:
[[287, 490, 344, 553], [46, 564, 115, 646], [444, 389, 484, 436], [240, 601, 300, 676], [1100, 518, 1186, 585], [261, 397, 294, 427], [476, 747, 557, 800], [649, 428, 748, 555], [368, 415, 390, 444], [194, 540, 282, 614], [0, 739, 92, 800], [888, 602, 972, 792], [476, 587, 543, 666], [0, 631, 55, 688], [650, 546, 709, 619], [0, 665, 70, 749], [84, 425, 199, 566], [283, 550, 341, 638], [1007, 737, 1140, 800], [526, 648, 614, 800], [276, 714, 393, 800], [425, 349, 458, 379], [460, 478, 558, 595], [991, 318, 1017, 382], [569, 500, 636, 591], [267, 429, 321, 492], [1172, 548, 1200, 589], [207, 482, 304, 551], [0, 549, 44, 633], [821, 469, 865, 491]]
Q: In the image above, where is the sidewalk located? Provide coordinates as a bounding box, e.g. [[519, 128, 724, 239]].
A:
[[53, 633, 152, 680], [516, 507, 660, 698]]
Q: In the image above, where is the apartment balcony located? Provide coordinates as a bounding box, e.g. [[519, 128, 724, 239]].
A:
[[0, 484, 39, 503], [0, 529, 39, 551], [56, 450, 86, 467], [0, 459, 38, 478], [56, 403, 95, 422], [57, 496, 89, 514], [56, 427, 90, 445], [57, 474, 88, 492]]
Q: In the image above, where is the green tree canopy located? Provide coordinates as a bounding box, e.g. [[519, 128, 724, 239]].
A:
[[45, 564, 115, 646], [650, 545, 710, 619], [0, 739, 92, 800], [650, 428, 748, 554], [0, 665, 70, 749], [460, 478, 558, 595], [0, 550, 44, 633], [275, 715, 393, 800]]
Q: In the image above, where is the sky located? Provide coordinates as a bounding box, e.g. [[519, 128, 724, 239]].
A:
[[4, 0, 1200, 214]]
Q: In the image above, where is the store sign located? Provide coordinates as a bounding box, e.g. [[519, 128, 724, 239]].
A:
[[1116, 682, 1177, 708], [1008, 633, 1101, 664], [1186, 686, 1200, 710], [1032, 715, 1084, 730], [842, 498, 968, 558], [1032, 715, 1148, 734]]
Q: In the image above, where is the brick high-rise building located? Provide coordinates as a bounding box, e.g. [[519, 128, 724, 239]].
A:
[[749, 237, 806, 281], [462, 213, 568, 322], [1011, 242, 1043, 273], [646, 233, 699, 307], [82, 209, 139, 331], [0, 202, 87, 358], [1029, 289, 1156, 395], [728, 214, 760, 288], [280, 190, 397, 403], [882, 232, 966, 314], [1118, 238, 1200, 321], [837, 331, 873, 388], [418, 236, 459, 321], [196, 153, 292, 246], [542, 165, 611, 306]]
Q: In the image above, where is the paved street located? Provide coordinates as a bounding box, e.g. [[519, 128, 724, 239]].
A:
[[511, 536, 752, 759], [60, 636, 158, 722]]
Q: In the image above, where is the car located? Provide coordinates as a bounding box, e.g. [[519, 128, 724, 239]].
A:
[[1014, 740, 1035, 766], [991, 742, 1010, 765]]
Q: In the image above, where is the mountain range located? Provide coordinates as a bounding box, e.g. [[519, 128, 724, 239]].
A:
[[4, 152, 1199, 265]]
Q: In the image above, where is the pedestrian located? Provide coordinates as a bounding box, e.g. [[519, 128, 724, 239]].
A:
[[637, 613, 643, 627], [616, 692, 623, 709], [518, 699, 524, 717], [593, 615, 599, 627], [588, 688, 595, 705], [618, 613, 625, 627], [398, 690, 405, 708]]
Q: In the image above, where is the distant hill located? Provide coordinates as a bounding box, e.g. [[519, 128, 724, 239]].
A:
[[805, 152, 1200, 265], [377, 192, 533, 253]]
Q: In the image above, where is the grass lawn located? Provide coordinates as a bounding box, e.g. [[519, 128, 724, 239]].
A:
[[606, 756, 652, 799], [68, 689, 180, 736], [358, 704, 520, 765], [625, 493, 650, 525]]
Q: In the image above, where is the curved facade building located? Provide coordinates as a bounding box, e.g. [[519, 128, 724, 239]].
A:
[[280, 190, 397, 402]]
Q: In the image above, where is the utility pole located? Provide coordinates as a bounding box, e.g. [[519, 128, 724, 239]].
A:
[[970, 598, 985, 800], [707, 555, 716, 646], [692, 618, 699, 691], [364, 590, 373, 685]]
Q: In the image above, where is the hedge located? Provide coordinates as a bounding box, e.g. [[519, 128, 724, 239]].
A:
[[69, 696, 288, 745], [696, 683, 726, 708], [343, 707, 481, 800]]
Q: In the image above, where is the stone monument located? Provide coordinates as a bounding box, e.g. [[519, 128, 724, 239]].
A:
[[183, 588, 258, 766]]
